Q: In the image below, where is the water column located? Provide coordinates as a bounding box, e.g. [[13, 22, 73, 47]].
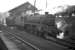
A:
[[0, 12, 10, 26]]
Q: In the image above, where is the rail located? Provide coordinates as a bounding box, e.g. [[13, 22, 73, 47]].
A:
[[2, 30, 40, 50]]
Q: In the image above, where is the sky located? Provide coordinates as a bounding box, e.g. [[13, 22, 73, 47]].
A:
[[0, 0, 75, 14]]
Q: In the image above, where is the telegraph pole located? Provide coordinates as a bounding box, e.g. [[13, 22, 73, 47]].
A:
[[46, 0, 47, 9], [34, 0, 36, 15], [45, 0, 49, 15]]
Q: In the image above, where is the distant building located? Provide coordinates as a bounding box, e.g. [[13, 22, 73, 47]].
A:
[[8, 2, 39, 17]]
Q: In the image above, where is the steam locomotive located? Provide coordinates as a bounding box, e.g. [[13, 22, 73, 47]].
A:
[[6, 12, 59, 39]]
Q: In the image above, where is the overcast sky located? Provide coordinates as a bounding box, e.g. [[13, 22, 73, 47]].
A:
[[0, 0, 75, 14]]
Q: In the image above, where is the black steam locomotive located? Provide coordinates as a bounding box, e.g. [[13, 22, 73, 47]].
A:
[[6, 12, 59, 39]]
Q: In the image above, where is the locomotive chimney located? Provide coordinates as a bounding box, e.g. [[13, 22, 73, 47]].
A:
[[45, 12, 49, 15]]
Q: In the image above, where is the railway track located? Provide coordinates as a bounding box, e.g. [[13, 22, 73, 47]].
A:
[[7, 27, 75, 48], [1, 26, 73, 50], [1, 29, 40, 50]]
